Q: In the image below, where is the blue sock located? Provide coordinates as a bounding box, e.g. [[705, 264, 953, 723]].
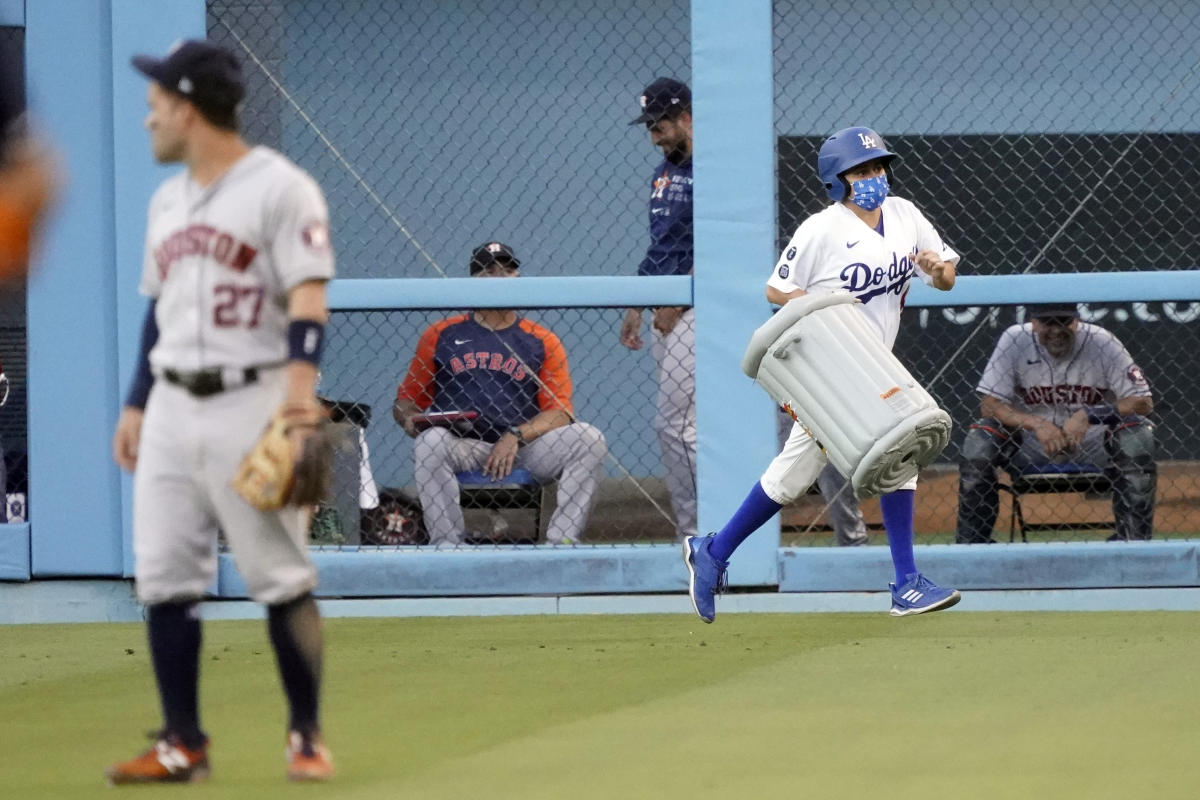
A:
[[880, 489, 918, 584], [709, 481, 783, 562]]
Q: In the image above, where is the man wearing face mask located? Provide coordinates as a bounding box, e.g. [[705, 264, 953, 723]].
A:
[[956, 304, 1156, 543], [683, 126, 962, 623]]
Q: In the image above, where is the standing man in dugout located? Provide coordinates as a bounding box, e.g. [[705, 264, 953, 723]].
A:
[[393, 242, 607, 547], [620, 76, 867, 545], [620, 77, 696, 540], [956, 304, 1156, 543], [109, 40, 334, 784]]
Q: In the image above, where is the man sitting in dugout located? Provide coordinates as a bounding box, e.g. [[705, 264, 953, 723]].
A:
[[956, 303, 1156, 543], [392, 241, 607, 546]]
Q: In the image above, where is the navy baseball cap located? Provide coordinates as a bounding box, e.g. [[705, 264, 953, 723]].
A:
[[131, 39, 245, 116], [1030, 303, 1079, 320], [469, 241, 520, 275], [630, 77, 691, 125]]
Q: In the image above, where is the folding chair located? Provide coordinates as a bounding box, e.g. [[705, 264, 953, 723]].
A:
[[998, 462, 1112, 542], [455, 468, 551, 544]]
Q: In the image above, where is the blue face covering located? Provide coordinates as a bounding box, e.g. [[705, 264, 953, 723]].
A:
[[849, 174, 889, 211]]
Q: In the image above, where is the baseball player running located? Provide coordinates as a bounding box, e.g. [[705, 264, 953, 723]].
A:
[[108, 40, 334, 783], [684, 126, 962, 622]]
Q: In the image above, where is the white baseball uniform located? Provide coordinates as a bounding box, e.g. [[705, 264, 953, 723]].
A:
[[133, 146, 335, 605], [759, 197, 958, 503]]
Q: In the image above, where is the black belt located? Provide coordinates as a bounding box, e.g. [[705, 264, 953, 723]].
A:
[[161, 366, 261, 398]]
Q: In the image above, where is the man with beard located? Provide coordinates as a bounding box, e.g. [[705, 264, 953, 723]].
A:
[[618, 77, 698, 541], [956, 303, 1156, 543]]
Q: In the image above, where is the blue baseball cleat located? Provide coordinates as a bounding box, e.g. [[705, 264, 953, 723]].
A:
[[683, 534, 728, 623], [889, 572, 961, 616]]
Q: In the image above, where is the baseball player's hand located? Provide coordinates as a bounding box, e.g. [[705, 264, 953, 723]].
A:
[[396, 411, 419, 438], [913, 250, 943, 273], [651, 306, 683, 336], [1032, 418, 1070, 456], [1063, 409, 1090, 449], [483, 434, 520, 480], [619, 308, 643, 350], [392, 400, 420, 438], [914, 250, 955, 290], [112, 406, 145, 472]]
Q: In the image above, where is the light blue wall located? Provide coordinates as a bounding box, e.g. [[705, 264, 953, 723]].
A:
[[24, 0, 205, 576], [692, 0, 779, 581], [25, 0, 122, 575], [0, 0, 22, 26]]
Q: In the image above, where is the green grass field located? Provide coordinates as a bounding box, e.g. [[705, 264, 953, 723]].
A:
[[3, 612, 1199, 799]]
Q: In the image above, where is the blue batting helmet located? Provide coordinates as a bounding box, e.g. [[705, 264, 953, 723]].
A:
[[817, 126, 898, 201]]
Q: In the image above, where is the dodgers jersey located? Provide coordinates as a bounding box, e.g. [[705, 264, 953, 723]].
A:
[[767, 196, 958, 349], [398, 314, 573, 442], [977, 322, 1151, 426], [639, 157, 693, 276], [140, 146, 335, 372]]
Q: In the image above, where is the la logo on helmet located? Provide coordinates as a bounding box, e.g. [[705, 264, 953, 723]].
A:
[[858, 132, 878, 148]]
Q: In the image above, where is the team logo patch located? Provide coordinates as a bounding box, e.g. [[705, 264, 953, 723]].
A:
[[778, 264, 790, 279], [786, 246, 796, 260], [1128, 364, 1148, 387], [301, 221, 330, 251]]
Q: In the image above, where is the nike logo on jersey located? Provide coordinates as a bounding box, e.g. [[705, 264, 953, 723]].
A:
[[846, 240, 860, 248], [454, 338, 472, 345], [1026, 359, 1040, 365]]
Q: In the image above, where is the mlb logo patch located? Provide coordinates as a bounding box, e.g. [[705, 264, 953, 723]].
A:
[[301, 221, 330, 251]]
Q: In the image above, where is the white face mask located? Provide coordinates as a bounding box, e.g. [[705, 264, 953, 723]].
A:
[[849, 174, 889, 211]]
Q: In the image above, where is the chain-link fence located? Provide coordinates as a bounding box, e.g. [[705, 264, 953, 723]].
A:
[[206, 0, 691, 279], [205, 0, 698, 549], [309, 304, 688, 548], [782, 303, 1200, 545], [198, 1, 1200, 550], [774, 1, 1200, 545]]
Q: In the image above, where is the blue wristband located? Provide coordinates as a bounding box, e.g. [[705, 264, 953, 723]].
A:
[[125, 301, 159, 409], [1084, 403, 1121, 425], [287, 319, 325, 366]]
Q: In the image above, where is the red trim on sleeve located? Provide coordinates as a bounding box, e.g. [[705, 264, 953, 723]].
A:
[[396, 314, 468, 410], [520, 319, 573, 415]]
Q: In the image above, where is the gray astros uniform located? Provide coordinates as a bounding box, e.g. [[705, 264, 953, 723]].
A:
[[134, 146, 334, 605], [977, 321, 1151, 463]]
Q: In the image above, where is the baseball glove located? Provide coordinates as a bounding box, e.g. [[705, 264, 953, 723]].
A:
[[233, 403, 333, 511]]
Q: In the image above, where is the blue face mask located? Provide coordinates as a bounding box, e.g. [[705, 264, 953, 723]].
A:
[[849, 174, 889, 211]]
